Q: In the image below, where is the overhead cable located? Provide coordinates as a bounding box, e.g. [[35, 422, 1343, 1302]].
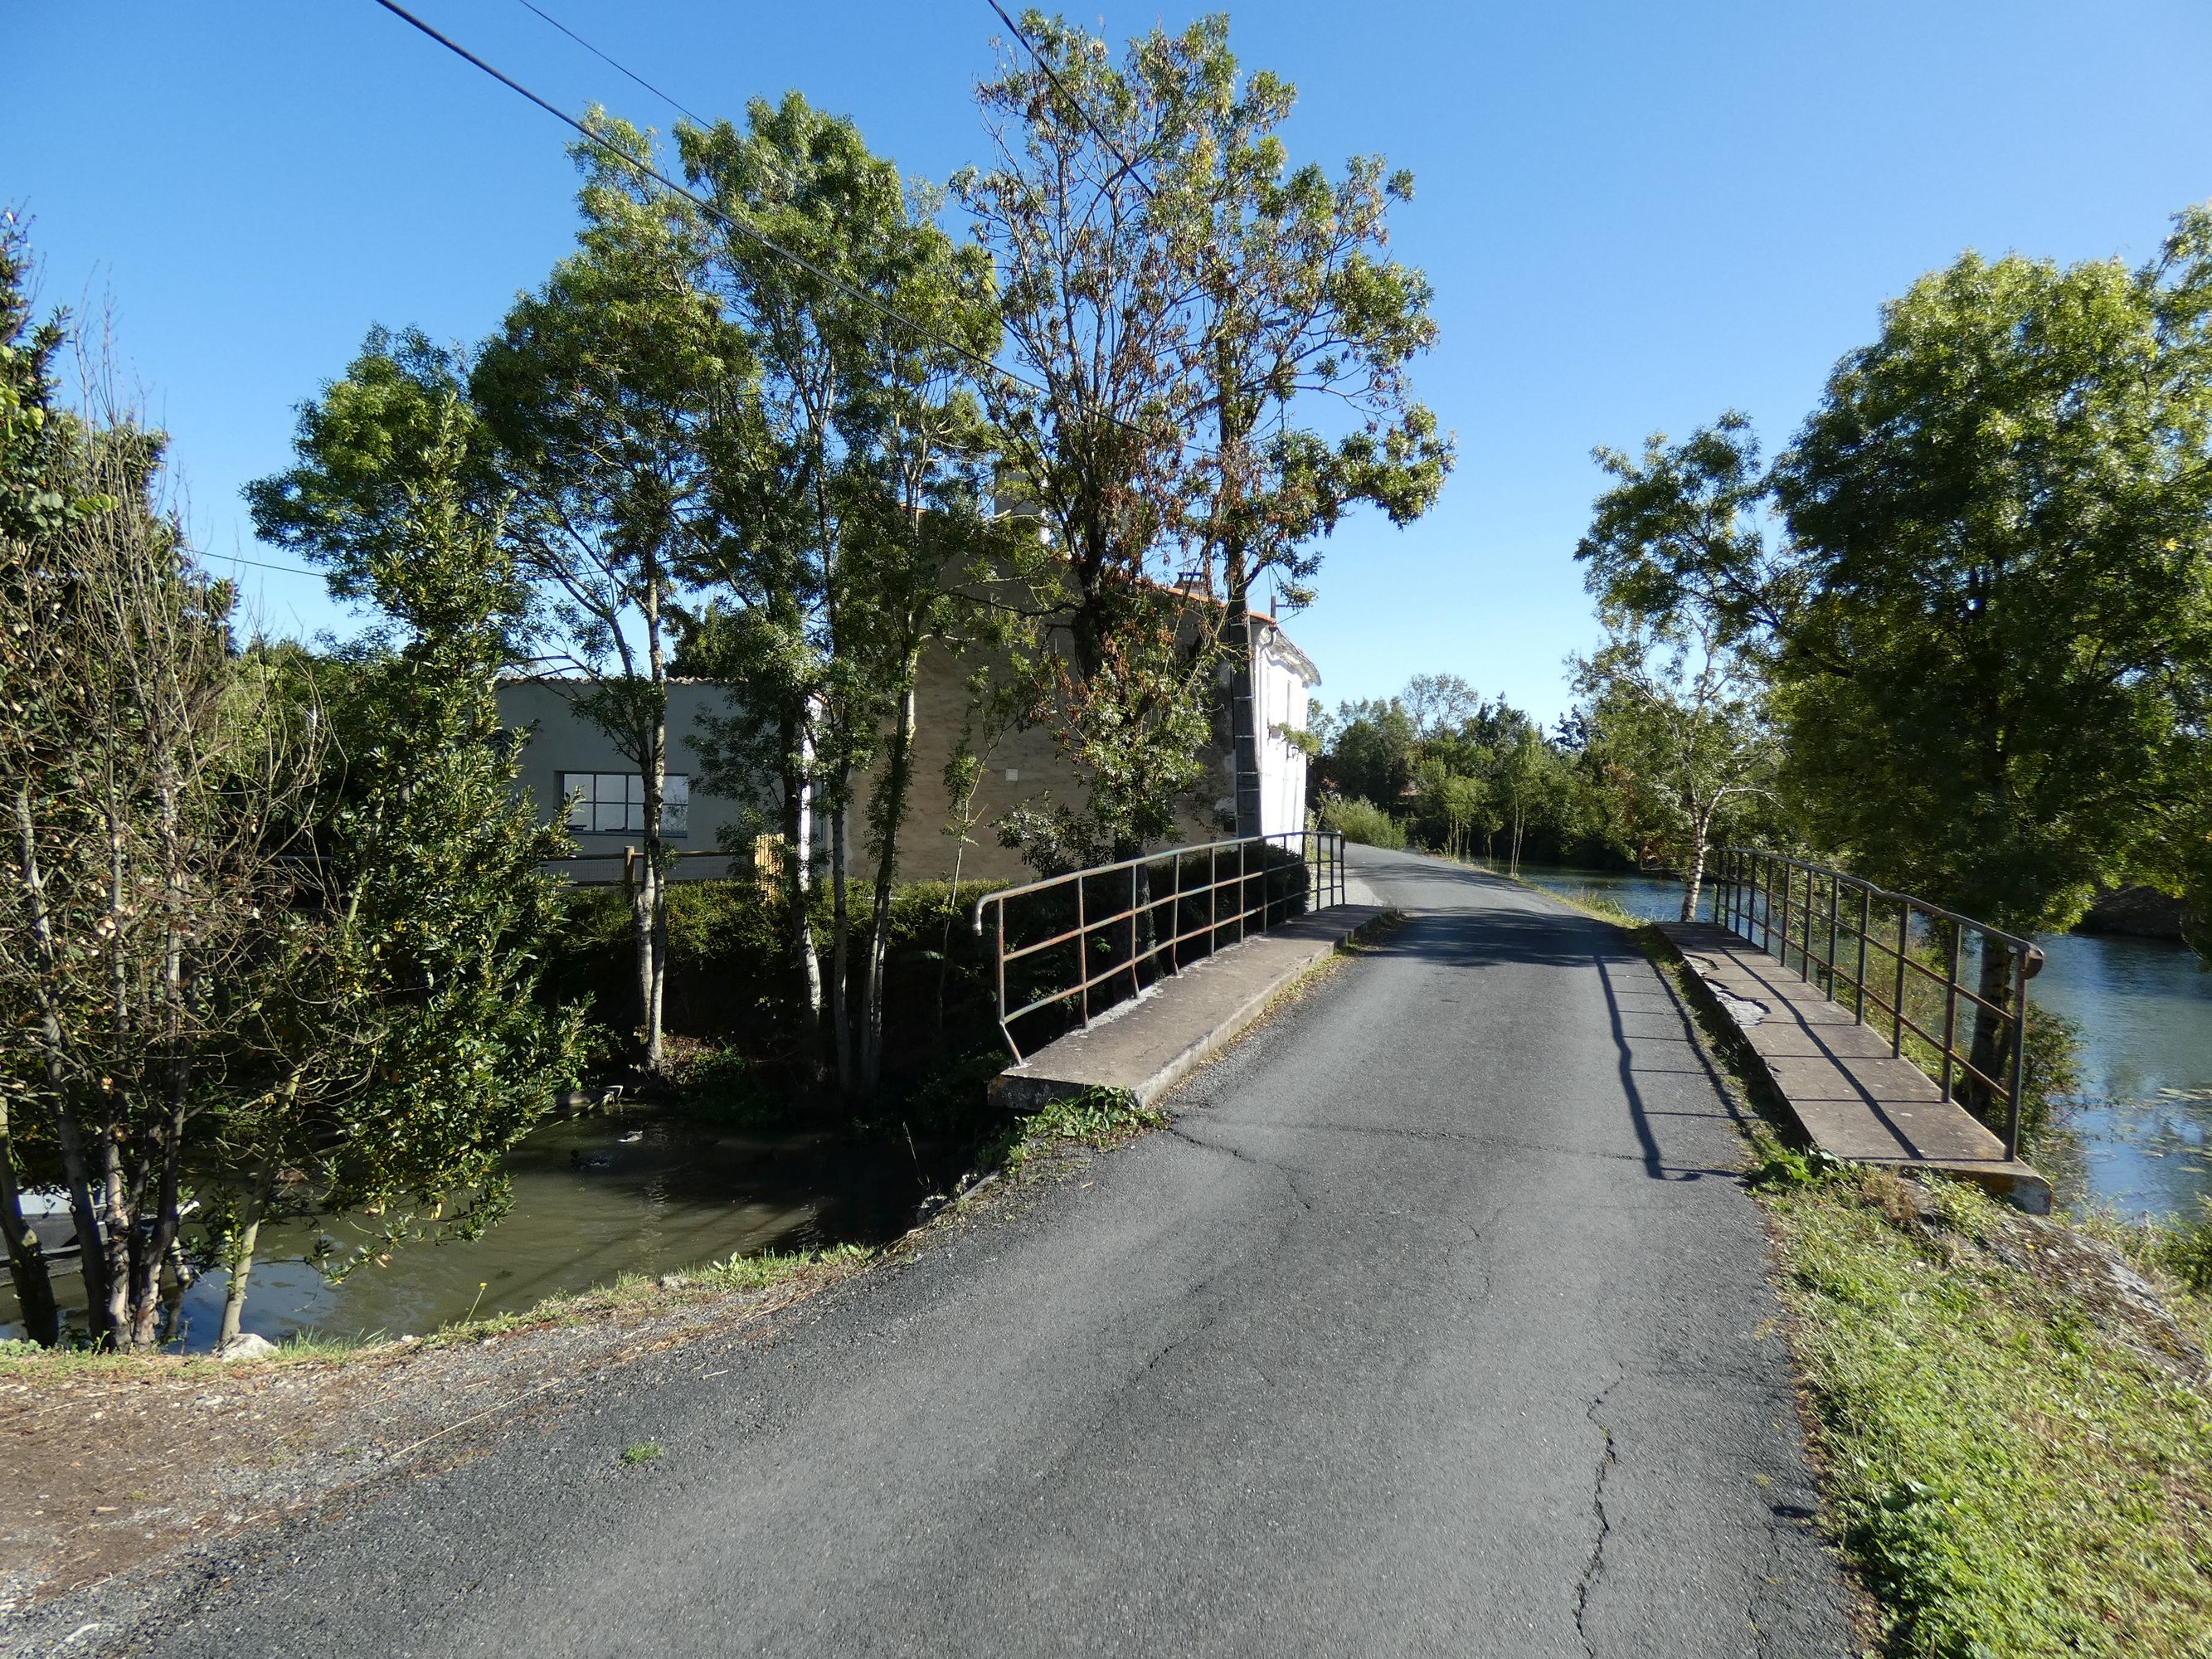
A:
[[983, 0, 1154, 200], [511, 0, 706, 126], [367, 0, 1202, 460]]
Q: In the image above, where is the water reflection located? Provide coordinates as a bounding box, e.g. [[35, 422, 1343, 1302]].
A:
[[1, 1115, 927, 1352], [1513, 864, 2212, 1220]]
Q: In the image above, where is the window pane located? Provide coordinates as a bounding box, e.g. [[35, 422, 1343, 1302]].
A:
[[594, 799, 628, 833], [664, 774, 688, 805], [558, 774, 590, 830], [664, 798, 688, 834], [626, 773, 644, 805]]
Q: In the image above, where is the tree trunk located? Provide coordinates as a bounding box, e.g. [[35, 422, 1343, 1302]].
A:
[[829, 785, 854, 1095], [1225, 604, 1261, 839], [0, 1095, 60, 1347], [217, 1173, 270, 1350], [781, 712, 823, 1083], [1681, 807, 1713, 924], [862, 673, 920, 1095], [636, 577, 670, 1074]]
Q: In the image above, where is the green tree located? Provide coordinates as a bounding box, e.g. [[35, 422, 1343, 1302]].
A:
[[215, 402, 588, 1342], [3, 383, 313, 1350], [681, 91, 1002, 1096], [1164, 17, 1452, 833], [1580, 203, 2212, 1118], [1573, 617, 1775, 919], [473, 112, 741, 1077]]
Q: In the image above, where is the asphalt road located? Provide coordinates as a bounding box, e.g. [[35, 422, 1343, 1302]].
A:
[[127, 848, 1856, 1657]]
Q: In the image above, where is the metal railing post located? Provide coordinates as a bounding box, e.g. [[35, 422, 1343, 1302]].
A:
[[1855, 885, 1870, 1024], [2005, 945, 2029, 1161], [995, 903, 1014, 1059], [1939, 922, 1962, 1103], [1825, 873, 1840, 1000], [1129, 860, 1141, 998], [1077, 873, 1090, 1028], [1778, 860, 1793, 972], [1892, 901, 1910, 1056], [1238, 840, 1248, 944]]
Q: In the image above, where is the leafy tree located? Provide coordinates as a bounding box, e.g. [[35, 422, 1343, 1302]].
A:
[[472, 113, 741, 1076], [4, 369, 313, 1350], [963, 15, 1222, 862], [965, 12, 1451, 853], [1572, 616, 1775, 918], [1580, 204, 2212, 1117], [1314, 696, 1417, 807], [680, 91, 1002, 1096], [1163, 18, 1452, 831], [215, 402, 588, 1342]]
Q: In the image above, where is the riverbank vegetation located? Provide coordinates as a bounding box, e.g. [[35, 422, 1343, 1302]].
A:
[[1761, 1158, 2212, 1659]]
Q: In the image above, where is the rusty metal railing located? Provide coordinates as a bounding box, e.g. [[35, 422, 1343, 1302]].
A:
[[1712, 849, 2044, 1160], [971, 830, 1348, 1062]]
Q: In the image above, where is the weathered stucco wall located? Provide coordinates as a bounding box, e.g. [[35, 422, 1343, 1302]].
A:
[[498, 614, 1315, 887]]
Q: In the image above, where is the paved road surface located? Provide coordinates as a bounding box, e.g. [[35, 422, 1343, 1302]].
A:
[[133, 849, 1856, 1657]]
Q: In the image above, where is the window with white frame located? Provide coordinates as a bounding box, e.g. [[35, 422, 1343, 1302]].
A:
[[558, 772, 688, 836]]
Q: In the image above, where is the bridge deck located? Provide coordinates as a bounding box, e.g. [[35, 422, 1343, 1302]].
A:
[[1656, 920, 2051, 1212]]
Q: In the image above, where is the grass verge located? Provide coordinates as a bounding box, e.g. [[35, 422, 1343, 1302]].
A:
[[1607, 903, 2212, 1658], [1757, 1155, 2212, 1658]]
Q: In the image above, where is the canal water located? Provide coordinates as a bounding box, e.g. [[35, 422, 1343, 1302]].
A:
[[1, 1114, 931, 1353], [1514, 864, 2212, 1221]]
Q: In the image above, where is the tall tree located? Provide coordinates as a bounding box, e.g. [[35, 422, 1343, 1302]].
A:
[[1580, 204, 2212, 1118], [4, 377, 311, 1349], [1573, 617, 1775, 918], [216, 401, 588, 1343], [1164, 20, 1452, 832], [0, 213, 109, 1344], [964, 15, 1223, 860], [473, 112, 740, 1077], [682, 92, 1000, 1096]]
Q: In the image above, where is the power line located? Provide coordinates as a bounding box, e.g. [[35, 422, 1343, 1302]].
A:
[[364, 0, 1209, 461], [371, 2, 1042, 419], [984, 0, 1153, 201], [210, 551, 323, 580], [510, 0, 705, 127]]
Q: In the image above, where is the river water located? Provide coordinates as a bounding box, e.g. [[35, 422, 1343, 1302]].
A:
[[1513, 864, 2212, 1220], [1, 1115, 930, 1353]]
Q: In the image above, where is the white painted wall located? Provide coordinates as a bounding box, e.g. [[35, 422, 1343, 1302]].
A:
[[1252, 620, 1320, 839]]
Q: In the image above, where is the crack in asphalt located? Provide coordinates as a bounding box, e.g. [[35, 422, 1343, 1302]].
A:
[[1573, 1376, 1624, 1658], [1165, 1126, 1317, 1213]]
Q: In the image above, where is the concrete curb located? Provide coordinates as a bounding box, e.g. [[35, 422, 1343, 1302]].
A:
[[1648, 922, 2052, 1214], [988, 904, 1396, 1115]]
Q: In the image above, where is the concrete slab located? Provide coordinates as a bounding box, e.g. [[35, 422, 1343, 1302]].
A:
[[1655, 921, 2052, 1213], [989, 904, 1392, 1113]]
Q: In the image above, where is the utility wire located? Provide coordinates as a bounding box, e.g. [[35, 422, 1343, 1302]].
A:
[[211, 551, 323, 580], [510, 0, 705, 126], [984, 0, 1153, 201], [368, 0, 1184, 453]]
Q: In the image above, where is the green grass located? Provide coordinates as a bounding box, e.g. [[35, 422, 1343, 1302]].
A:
[[989, 1087, 1168, 1173], [620, 1440, 663, 1466], [1760, 1160, 2212, 1657], [1635, 923, 2212, 1657]]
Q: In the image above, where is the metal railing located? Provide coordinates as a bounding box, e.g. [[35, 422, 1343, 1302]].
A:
[[971, 830, 1348, 1061], [1710, 848, 2044, 1160]]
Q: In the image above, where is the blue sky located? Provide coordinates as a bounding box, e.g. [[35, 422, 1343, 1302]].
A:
[[11, 1, 2212, 725]]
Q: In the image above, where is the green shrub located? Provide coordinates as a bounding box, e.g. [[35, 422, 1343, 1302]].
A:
[[1319, 795, 1405, 850]]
